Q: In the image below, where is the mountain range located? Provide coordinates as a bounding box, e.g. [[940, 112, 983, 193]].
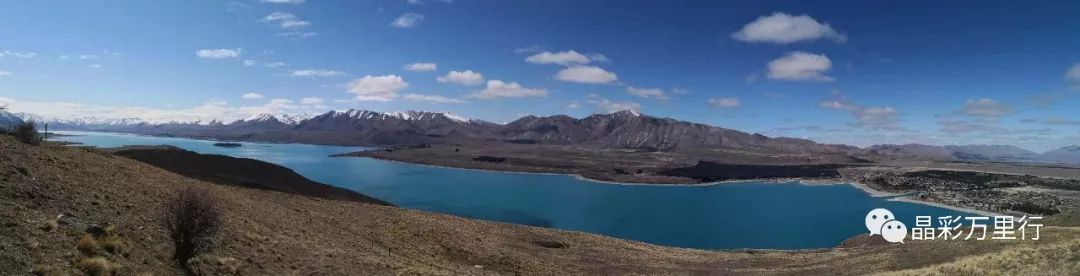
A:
[[16, 109, 1080, 164], [0, 110, 23, 130]]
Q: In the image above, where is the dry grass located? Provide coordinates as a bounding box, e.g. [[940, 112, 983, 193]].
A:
[[77, 234, 99, 256], [880, 238, 1080, 275], [76, 257, 117, 276]]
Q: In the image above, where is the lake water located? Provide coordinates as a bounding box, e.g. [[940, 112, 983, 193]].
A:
[[53, 130, 973, 250]]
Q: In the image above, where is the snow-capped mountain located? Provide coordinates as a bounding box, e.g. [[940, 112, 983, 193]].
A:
[[323, 110, 476, 124], [0, 110, 24, 130], [13, 113, 152, 129]]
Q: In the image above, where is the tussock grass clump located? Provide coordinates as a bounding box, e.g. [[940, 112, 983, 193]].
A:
[[75, 257, 118, 276], [77, 234, 99, 256], [76, 225, 131, 257], [161, 186, 223, 269]]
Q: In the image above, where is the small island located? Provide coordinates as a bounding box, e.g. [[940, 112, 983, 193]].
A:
[[213, 142, 242, 148]]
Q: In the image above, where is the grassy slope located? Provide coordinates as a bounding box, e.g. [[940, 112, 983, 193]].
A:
[[1, 135, 1078, 275]]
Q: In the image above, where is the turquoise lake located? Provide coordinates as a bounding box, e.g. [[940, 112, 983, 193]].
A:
[[53, 130, 972, 250]]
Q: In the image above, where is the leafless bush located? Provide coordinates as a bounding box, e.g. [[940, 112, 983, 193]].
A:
[[161, 186, 223, 268], [13, 120, 41, 145]]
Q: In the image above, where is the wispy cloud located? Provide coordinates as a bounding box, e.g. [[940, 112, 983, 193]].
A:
[[262, 12, 311, 29], [626, 87, 670, 100], [960, 98, 1013, 118], [587, 97, 641, 113], [0, 50, 37, 59], [390, 13, 425, 28], [708, 98, 741, 108], [196, 48, 242, 59], [290, 69, 346, 77], [403, 62, 438, 72], [820, 98, 900, 129], [276, 32, 318, 39], [242, 92, 264, 100]]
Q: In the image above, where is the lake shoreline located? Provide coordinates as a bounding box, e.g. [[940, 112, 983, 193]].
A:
[[343, 153, 1005, 216], [56, 130, 1013, 219]]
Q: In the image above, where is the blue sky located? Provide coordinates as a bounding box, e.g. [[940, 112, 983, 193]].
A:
[[1, 0, 1079, 151]]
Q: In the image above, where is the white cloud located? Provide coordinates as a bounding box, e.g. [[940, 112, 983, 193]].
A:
[[391, 13, 425, 28], [437, 70, 484, 86], [732, 12, 847, 44], [820, 99, 899, 129], [347, 75, 409, 102], [264, 61, 287, 68], [626, 87, 670, 100], [299, 97, 324, 105], [526, 50, 591, 65], [88, 64, 102, 68], [290, 69, 346, 77], [281, 20, 311, 29], [468, 80, 547, 99], [403, 93, 467, 103], [262, 12, 310, 29], [196, 48, 242, 59], [263, 11, 295, 21], [242, 92, 264, 100], [0, 50, 36, 59], [767, 51, 833, 81], [403, 62, 437, 72], [1066, 63, 1080, 87], [961, 98, 1013, 118], [853, 106, 898, 127], [243, 60, 257, 66], [708, 98, 741, 108], [79, 54, 98, 60], [259, 0, 305, 4], [0, 70, 11, 76], [588, 98, 641, 113], [276, 32, 318, 39], [566, 101, 581, 109], [555, 66, 618, 84]]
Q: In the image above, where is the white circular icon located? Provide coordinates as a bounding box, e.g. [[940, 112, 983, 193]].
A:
[[865, 208, 895, 235], [880, 219, 907, 243]]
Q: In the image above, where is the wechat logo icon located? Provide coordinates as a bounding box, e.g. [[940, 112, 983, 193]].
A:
[[865, 208, 907, 243]]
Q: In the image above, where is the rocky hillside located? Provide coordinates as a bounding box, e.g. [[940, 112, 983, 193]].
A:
[[944, 145, 1040, 161], [498, 111, 857, 154], [4, 134, 1080, 275], [1043, 145, 1080, 163]]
